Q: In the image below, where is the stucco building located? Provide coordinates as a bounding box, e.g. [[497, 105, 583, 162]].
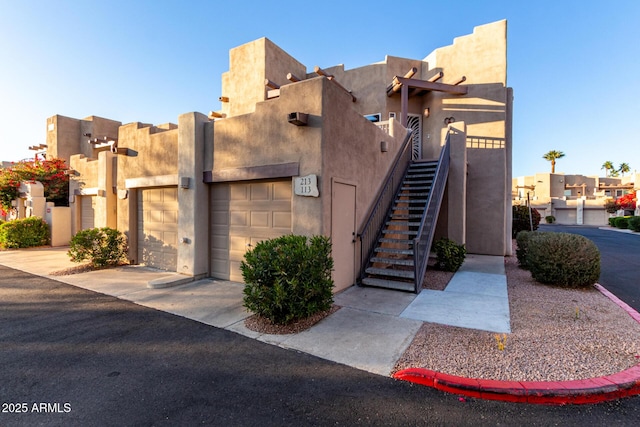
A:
[[513, 172, 638, 225], [43, 20, 513, 293]]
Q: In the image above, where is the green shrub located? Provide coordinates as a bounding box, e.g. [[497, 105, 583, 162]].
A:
[[608, 217, 617, 227], [628, 216, 640, 232], [544, 215, 556, 224], [0, 216, 50, 249], [433, 237, 466, 272], [515, 230, 541, 269], [613, 216, 631, 229], [241, 235, 334, 325], [68, 227, 128, 268], [526, 232, 600, 288], [512, 205, 541, 238]]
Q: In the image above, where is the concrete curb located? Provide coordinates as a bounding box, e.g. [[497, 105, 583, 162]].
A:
[[394, 283, 640, 405]]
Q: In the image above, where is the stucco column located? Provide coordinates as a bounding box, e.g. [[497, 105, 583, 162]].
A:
[[177, 112, 209, 279], [96, 151, 117, 229], [447, 123, 467, 245]]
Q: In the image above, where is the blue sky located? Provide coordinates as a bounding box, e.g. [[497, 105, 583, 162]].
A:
[[1, 0, 639, 178]]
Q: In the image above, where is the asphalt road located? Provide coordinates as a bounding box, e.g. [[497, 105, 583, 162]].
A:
[[1, 266, 639, 426], [538, 224, 640, 312]]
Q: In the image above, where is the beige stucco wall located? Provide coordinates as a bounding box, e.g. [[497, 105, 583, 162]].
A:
[[220, 38, 307, 118], [47, 115, 121, 164], [116, 122, 179, 262]]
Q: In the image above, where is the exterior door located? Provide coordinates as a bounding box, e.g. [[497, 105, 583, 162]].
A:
[[407, 114, 422, 160], [331, 181, 356, 293]]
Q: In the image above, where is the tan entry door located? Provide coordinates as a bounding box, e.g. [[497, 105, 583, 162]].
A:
[[331, 180, 356, 292]]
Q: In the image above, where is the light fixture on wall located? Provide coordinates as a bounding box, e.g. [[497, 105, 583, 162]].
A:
[[380, 141, 388, 152], [443, 117, 456, 125], [424, 108, 430, 118]]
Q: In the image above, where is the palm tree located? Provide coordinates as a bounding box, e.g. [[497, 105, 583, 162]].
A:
[[619, 163, 631, 177], [542, 150, 565, 173], [601, 161, 615, 177]]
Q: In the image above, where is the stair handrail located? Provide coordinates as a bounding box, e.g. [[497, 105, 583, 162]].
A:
[[357, 129, 414, 284], [412, 133, 451, 292]]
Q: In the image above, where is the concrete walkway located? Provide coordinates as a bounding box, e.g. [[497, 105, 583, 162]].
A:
[[1, 246, 639, 404]]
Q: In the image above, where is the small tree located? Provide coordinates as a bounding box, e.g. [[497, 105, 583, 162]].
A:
[[0, 158, 69, 213], [601, 161, 615, 177], [542, 150, 565, 173], [618, 163, 631, 177]]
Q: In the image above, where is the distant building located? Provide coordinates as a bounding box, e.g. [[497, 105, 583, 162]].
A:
[[512, 172, 638, 225]]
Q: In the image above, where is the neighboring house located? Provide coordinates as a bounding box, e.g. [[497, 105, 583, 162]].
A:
[[43, 20, 513, 293], [513, 172, 638, 225]]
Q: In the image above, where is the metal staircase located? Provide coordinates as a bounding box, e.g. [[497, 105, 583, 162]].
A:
[[358, 133, 450, 293], [361, 161, 437, 291]]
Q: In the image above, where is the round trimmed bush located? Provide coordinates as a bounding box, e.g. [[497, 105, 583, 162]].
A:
[[433, 237, 466, 272], [526, 232, 600, 288], [613, 216, 630, 229], [515, 230, 541, 269], [241, 235, 334, 325], [68, 227, 128, 268], [0, 216, 50, 249], [628, 216, 640, 232], [512, 205, 541, 237]]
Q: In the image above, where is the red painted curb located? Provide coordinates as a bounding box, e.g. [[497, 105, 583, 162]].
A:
[[394, 283, 640, 405]]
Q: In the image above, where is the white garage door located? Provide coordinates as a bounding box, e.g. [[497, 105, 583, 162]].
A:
[[80, 195, 95, 230], [137, 187, 179, 271], [210, 179, 292, 282]]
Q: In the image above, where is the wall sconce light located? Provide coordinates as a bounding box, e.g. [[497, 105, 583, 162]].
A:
[[287, 112, 308, 126], [380, 141, 388, 152], [424, 108, 430, 118], [444, 117, 456, 125], [180, 177, 191, 189]]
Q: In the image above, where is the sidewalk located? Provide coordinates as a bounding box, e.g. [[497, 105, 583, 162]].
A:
[[1, 246, 639, 405]]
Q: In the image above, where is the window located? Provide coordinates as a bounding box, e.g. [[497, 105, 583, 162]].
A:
[[364, 113, 381, 123]]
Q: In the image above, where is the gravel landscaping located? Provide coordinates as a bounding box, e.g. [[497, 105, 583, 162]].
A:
[[393, 248, 640, 382]]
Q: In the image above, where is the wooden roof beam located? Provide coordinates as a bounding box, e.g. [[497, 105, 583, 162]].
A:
[[387, 76, 468, 96], [314, 65, 356, 102]]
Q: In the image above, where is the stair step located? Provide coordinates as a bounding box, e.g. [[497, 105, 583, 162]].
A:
[[397, 192, 430, 197], [375, 247, 414, 255], [361, 277, 415, 292], [395, 199, 428, 204], [402, 180, 433, 185], [366, 267, 415, 279], [389, 214, 423, 219], [400, 186, 431, 191], [405, 174, 434, 178], [378, 237, 414, 244], [386, 221, 421, 227], [392, 206, 426, 211], [382, 229, 418, 236], [371, 257, 414, 266]]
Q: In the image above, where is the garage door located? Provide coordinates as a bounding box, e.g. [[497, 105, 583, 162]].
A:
[[80, 195, 95, 230], [137, 187, 179, 271], [210, 179, 292, 282]]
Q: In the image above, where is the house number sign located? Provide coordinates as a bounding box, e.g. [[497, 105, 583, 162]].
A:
[[294, 174, 319, 197]]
